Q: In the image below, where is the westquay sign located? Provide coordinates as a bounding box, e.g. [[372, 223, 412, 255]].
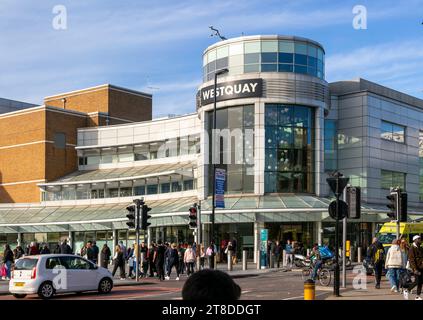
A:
[[198, 79, 263, 106]]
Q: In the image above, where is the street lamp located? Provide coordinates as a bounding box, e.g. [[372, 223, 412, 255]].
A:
[[210, 68, 229, 253]]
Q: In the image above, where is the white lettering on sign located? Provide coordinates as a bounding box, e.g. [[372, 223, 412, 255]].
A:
[[201, 79, 261, 102]]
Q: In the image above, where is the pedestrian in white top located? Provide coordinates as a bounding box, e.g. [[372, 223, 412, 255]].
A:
[[385, 239, 404, 292]]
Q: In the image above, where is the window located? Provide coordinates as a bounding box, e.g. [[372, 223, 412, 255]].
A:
[[264, 104, 314, 193], [183, 180, 194, 191], [54, 133, 66, 149], [59, 257, 91, 270], [134, 185, 145, 196], [381, 121, 405, 143], [147, 184, 158, 195], [381, 170, 405, 190], [46, 257, 62, 269], [324, 120, 337, 172], [160, 183, 170, 193], [172, 181, 182, 192]]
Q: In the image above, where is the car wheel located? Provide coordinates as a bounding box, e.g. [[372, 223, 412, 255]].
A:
[[12, 294, 27, 299], [38, 281, 55, 299], [98, 278, 113, 294]]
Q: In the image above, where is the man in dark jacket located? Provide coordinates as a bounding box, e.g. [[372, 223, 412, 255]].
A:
[[60, 240, 73, 254], [368, 237, 385, 289], [85, 241, 96, 263], [405, 235, 423, 300], [92, 241, 99, 265], [154, 241, 166, 281]]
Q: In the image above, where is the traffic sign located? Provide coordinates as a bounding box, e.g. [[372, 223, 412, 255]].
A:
[[326, 176, 349, 196], [328, 200, 348, 220]]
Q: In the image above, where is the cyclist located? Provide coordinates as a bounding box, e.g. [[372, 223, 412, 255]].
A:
[[310, 243, 323, 281]]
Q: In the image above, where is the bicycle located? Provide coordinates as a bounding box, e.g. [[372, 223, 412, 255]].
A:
[[301, 260, 332, 286]]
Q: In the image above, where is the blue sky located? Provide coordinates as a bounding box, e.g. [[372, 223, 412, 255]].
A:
[[1, 0, 422, 117]]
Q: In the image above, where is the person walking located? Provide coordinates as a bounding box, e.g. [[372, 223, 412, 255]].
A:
[[399, 238, 409, 293], [165, 243, 180, 280], [200, 244, 206, 270], [178, 244, 186, 276], [2, 244, 14, 280], [404, 235, 423, 300], [29, 242, 39, 255], [13, 246, 24, 260], [100, 244, 111, 269], [154, 241, 166, 281], [60, 239, 72, 254], [148, 242, 156, 277], [206, 244, 215, 269], [274, 241, 282, 268], [112, 245, 126, 280], [368, 237, 385, 289], [184, 244, 196, 276], [53, 243, 61, 254], [385, 239, 404, 292], [92, 241, 99, 265], [40, 244, 50, 255], [285, 240, 293, 267], [85, 241, 96, 263], [232, 238, 238, 265]]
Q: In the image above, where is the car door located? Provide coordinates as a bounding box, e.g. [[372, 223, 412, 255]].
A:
[[65, 257, 98, 291], [45, 257, 70, 293]]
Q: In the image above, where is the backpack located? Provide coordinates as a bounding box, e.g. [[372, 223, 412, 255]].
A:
[[374, 248, 385, 263]]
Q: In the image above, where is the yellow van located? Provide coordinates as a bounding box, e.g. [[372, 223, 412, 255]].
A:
[[377, 222, 423, 248]]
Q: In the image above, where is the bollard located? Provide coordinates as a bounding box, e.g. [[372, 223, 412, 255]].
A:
[[227, 251, 233, 271], [304, 279, 315, 300], [269, 253, 274, 269], [256, 250, 261, 270], [357, 247, 362, 263], [242, 250, 247, 271], [196, 256, 201, 271], [282, 250, 287, 267], [306, 248, 311, 257], [214, 254, 217, 270]]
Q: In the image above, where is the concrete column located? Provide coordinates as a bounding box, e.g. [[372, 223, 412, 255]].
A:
[[155, 227, 160, 243], [316, 221, 322, 245], [17, 233, 22, 247], [147, 228, 151, 245], [242, 250, 247, 271], [68, 231, 74, 251], [282, 250, 287, 267], [357, 247, 362, 263], [256, 250, 261, 270], [112, 230, 118, 255]]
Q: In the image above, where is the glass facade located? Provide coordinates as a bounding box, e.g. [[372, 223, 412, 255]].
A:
[[264, 104, 314, 193], [42, 179, 195, 201], [203, 39, 325, 81], [381, 170, 406, 190], [80, 134, 200, 166], [419, 131, 423, 201], [381, 120, 405, 143], [207, 105, 255, 194], [324, 120, 337, 172]]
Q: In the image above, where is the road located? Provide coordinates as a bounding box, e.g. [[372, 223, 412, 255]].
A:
[[0, 269, 339, 300]]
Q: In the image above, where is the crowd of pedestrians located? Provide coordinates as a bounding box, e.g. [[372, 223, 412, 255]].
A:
[[368, 235, 423, 300]]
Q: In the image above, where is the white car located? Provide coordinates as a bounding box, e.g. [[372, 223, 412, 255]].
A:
[[9, 254, 113, 299]]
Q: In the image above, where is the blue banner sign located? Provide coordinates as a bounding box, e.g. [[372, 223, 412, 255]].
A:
[[215, 168, 226, 208]]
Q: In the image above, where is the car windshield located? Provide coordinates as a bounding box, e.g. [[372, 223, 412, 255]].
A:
[[378, 233, 396, 245], [14, 258, 38, 270]]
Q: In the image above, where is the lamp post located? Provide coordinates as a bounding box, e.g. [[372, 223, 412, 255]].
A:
[[210, 68, 229, 251]]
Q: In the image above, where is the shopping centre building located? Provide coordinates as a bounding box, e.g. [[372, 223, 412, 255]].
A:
[[1, 35, 423, 259]]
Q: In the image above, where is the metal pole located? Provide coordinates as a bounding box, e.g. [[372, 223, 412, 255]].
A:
[[211, 72, 218, 248], [135, 203, 140, 282], [198, 201, 202, 245], [342, 185, 348, 288], [334, 177, 340, 297]]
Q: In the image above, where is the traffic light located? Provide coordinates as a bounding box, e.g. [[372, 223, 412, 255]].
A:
[[141, 202, 152, 230], [346, 186, 361, 219], [188, 204, 198, 229], [386, 188, 399, 220], [126, 204, 136, 229], [399, 192, 407, 222]]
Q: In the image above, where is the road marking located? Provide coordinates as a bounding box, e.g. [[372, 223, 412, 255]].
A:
[[282, 292, 329, 300]]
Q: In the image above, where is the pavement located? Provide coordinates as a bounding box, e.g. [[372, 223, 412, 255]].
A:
[[0, 261, 281, 296]]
